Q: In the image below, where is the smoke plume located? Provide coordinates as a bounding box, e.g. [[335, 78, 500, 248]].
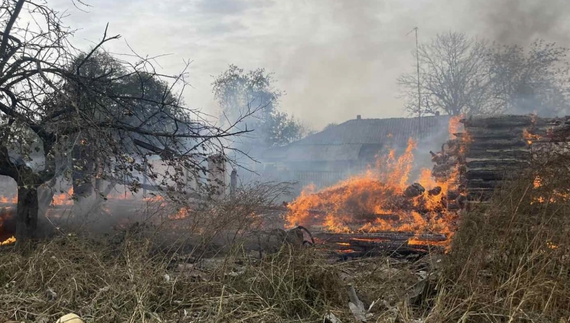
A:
[[471, 0, 570, 46]]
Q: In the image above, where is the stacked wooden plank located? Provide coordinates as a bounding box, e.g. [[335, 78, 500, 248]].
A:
[[459, 115, 534, 201], [431, 114, 570, 205]]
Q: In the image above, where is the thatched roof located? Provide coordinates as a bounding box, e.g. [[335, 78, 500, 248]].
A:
[[263, 115, 451, 163]]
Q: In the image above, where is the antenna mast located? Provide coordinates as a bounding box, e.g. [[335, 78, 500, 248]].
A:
[[407, 27, 421, 130]]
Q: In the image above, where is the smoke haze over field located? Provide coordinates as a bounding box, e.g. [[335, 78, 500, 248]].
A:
[[49, 0, 570, 130]]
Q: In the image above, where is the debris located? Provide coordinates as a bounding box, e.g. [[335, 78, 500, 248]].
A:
[[404, 183, 425, 198], [406, 279, 427, 301], [348, 285, 373, 322], [45, 287, 57, 301], [324, 312, 342, 323], [55, 313, 84, 323], [427, 186, 442, 196], [226, 267, 246, 277]]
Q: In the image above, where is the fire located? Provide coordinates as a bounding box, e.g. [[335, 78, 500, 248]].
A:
[[533, 176, 542, 189], [143, 194, 168, 208], [51, 187, 74, 206], [0, 236, 16, 246], [531, 176, 570, 204], [286, 138, 458, 248], [523, 129, 541, 145], [547, 241, 558, 250], [448, 115, 461, 136], [143, 195, 165, 203], [0, 196, 17, 204], [169, 207, 190, 220]]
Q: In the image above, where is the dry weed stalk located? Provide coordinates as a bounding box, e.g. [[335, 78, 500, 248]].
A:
[[427, 157, 570, 322]]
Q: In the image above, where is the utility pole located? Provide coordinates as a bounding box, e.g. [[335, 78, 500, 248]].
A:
[[407, 27, 421, 131]]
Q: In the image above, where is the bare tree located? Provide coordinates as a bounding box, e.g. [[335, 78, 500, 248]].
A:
[[398, 32, 492, 116], [488, 40, 570, 116], [399, 32, 570, 117], [0, 0, 249, 242]]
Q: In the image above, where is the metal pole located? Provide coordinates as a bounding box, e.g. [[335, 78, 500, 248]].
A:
[[414, 27, 422, 131], [407, 27, 422, 130]]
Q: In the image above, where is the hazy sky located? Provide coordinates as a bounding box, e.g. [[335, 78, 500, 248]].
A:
[[49, 0, 570, 130]]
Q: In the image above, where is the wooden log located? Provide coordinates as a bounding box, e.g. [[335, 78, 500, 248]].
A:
[[465, 170, 509, 181], [432, 162, 458, 174], [465, 159, 530, 169], [404, 183, 425, 198], [467, 189, 494, 201], [466, 179, 504, 189], [314, 232, 448, 242], [468, 140, 528, 150], [331, 244, 437, 258], [461, 115, 534, 128], [447, 203, 461, 211], [307, 210, 402, 222], [465, 149, 531, 160], [447, 190, 460, 200], [464, 127, 528, 139]]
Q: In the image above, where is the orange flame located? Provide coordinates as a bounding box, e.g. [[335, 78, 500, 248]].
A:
[[533, 176, 542, 189], [286, 138, 457, 247], [0, 236, 16, 246], [547, 241, 558, 250], [0, 196, 17, 204], [448, 115, 461, 136], [169, 207, 190, 220], [523, 129, 541, 145], [51, 187, 74, 206], [531, 176, 570, 204]]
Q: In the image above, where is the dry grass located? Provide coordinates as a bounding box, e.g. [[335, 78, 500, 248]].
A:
[[0, 232, 436, 323], [0, 182, 355, 323], [0, 234, 348, 322], [426, 164, 570, 323], [6, 168, 570, 322]]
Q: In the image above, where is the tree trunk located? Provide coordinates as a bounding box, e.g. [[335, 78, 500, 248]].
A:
[[15, 185, 39, 242], [38, 178, 56, 218]]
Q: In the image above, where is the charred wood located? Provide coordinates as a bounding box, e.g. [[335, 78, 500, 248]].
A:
[[461, 115, 534, 128], [465, 170, 510, 181], [468, 141, 528, 150], [428, 187, 442, 196], [465, 160, 530, 170], [315, 232, 448, 242], [466, 189, 494, 201], [432, 162, 459, 174], [404, 183, 425, 198], [466, 179, 504, 189], [465, 149, 531, 160], [464, 127, 529, 139]]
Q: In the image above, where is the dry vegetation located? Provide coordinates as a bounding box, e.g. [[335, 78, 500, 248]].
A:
[[2, 166, 570, 322], [429, 161, 570, 323]]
